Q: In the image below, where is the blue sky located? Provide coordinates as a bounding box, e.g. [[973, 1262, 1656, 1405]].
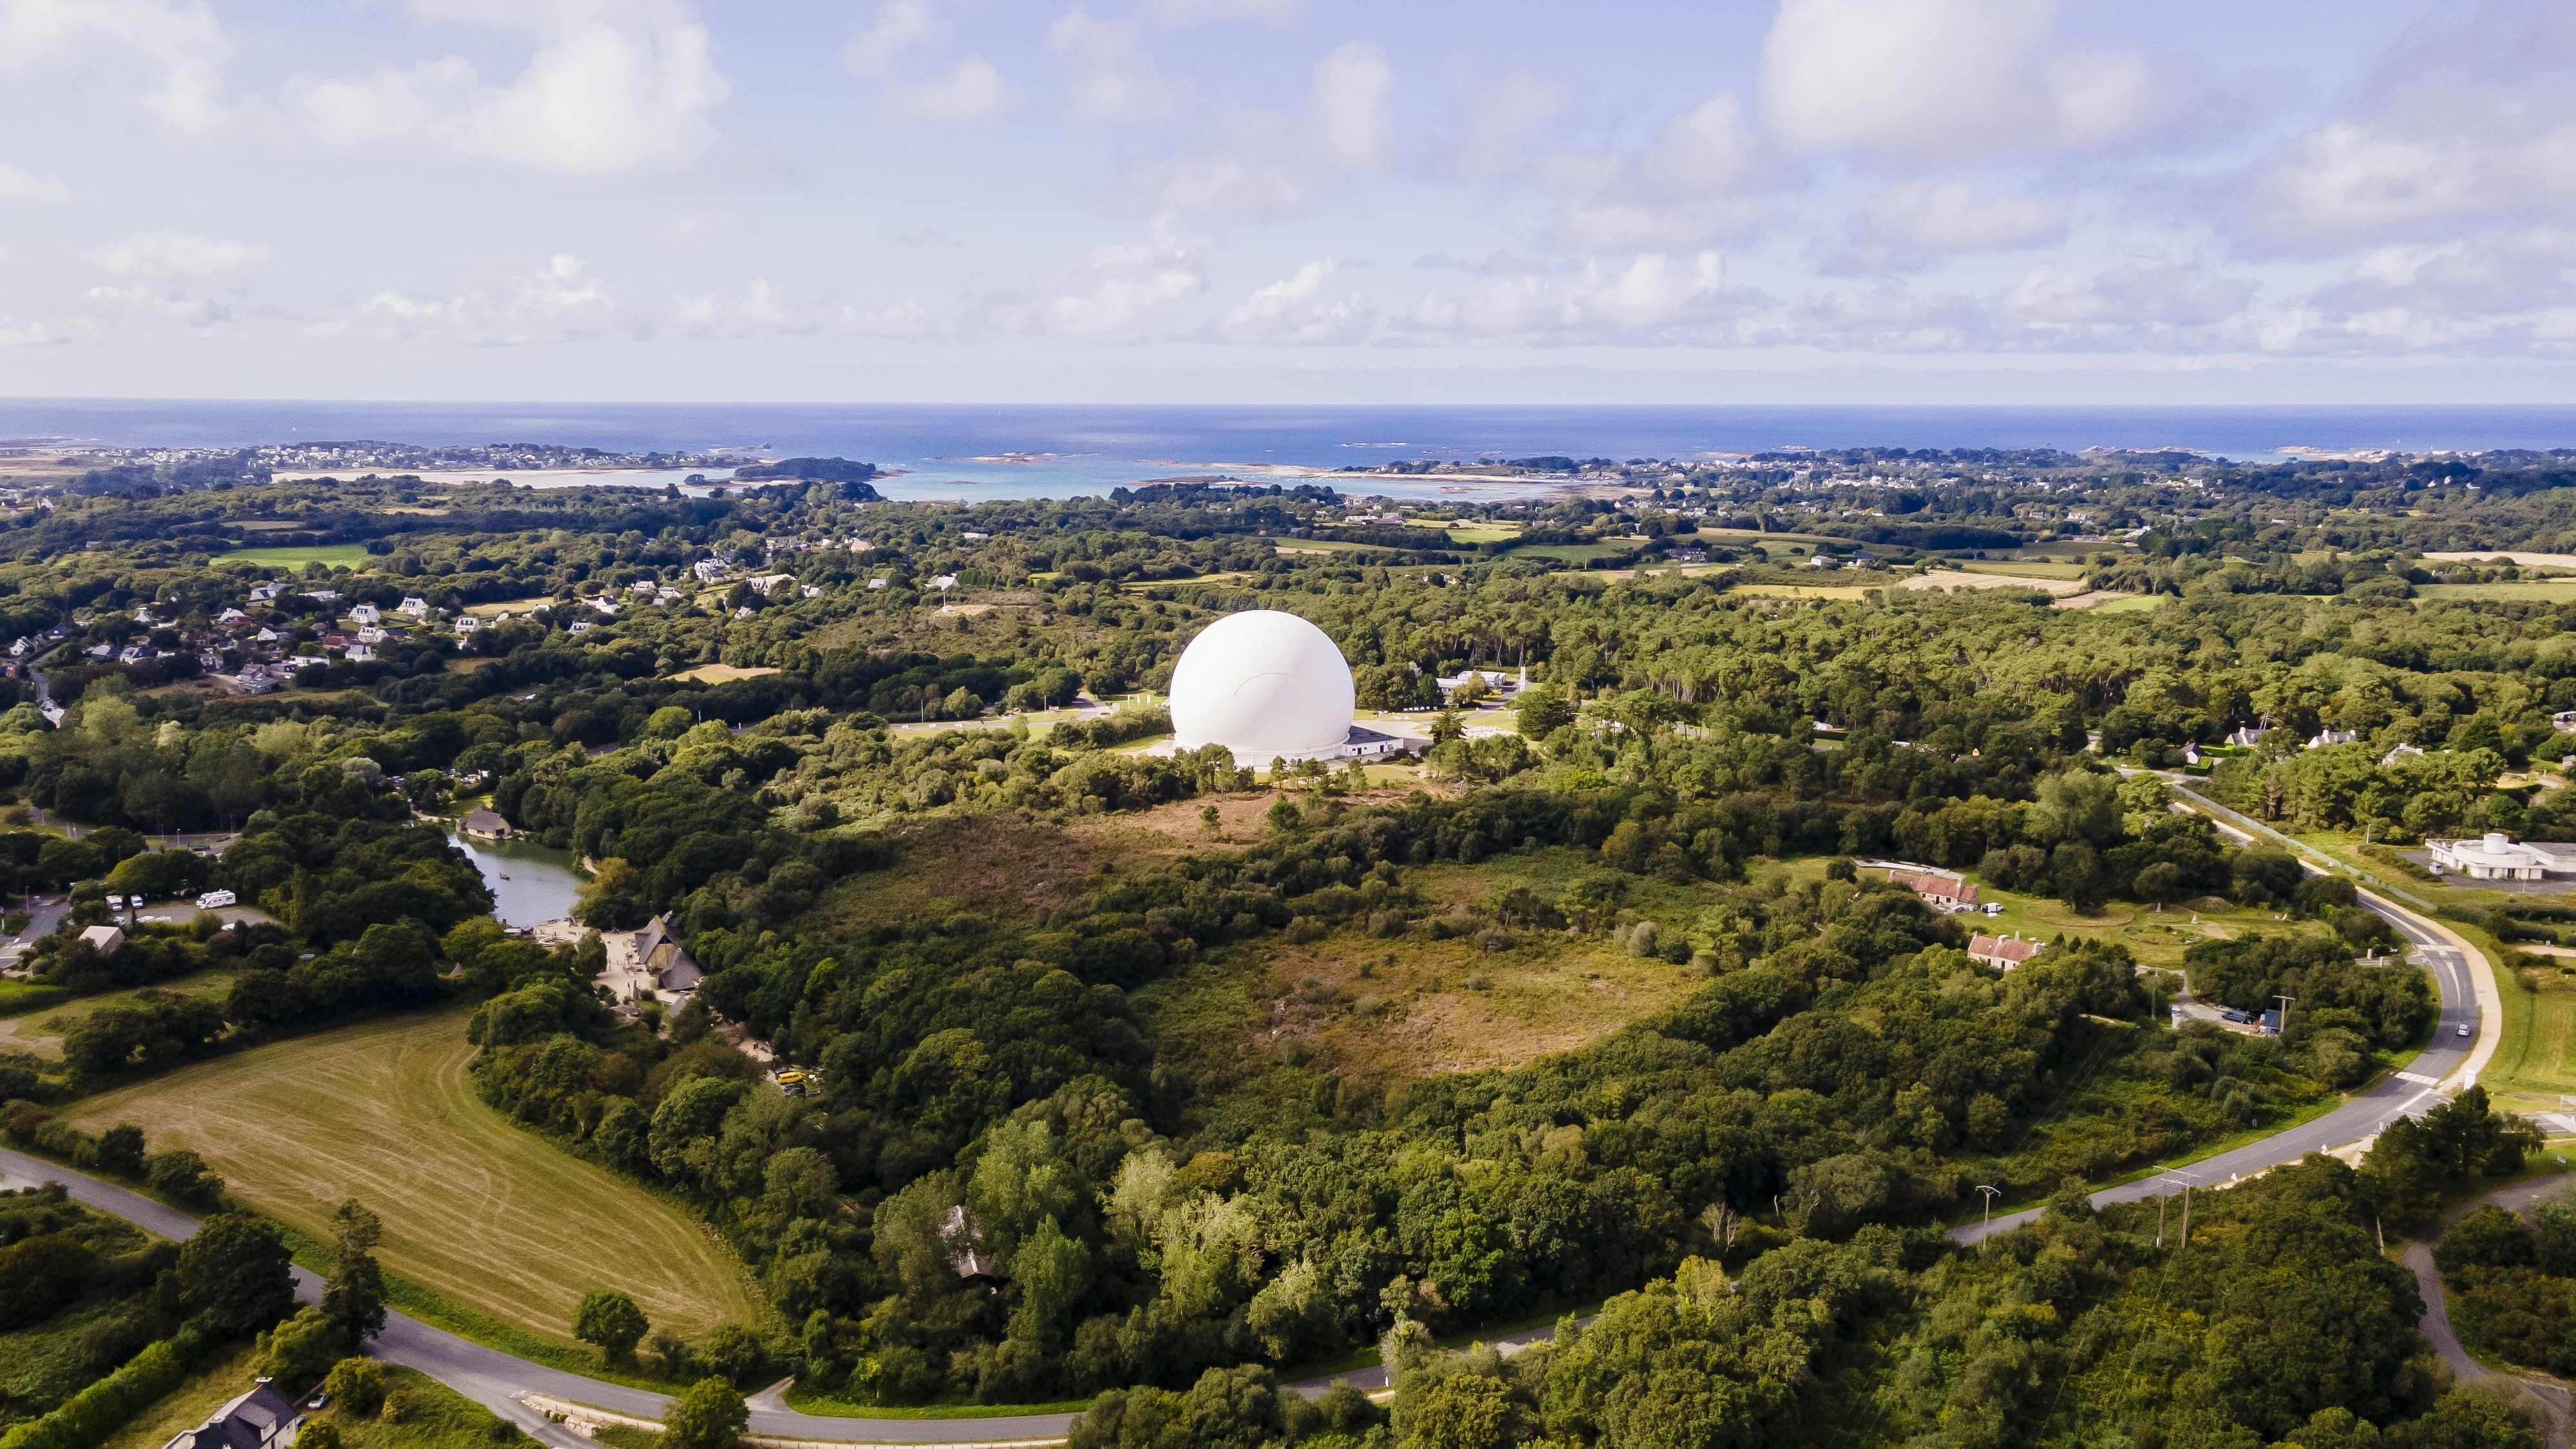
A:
[[1, 0, 2571, 404]]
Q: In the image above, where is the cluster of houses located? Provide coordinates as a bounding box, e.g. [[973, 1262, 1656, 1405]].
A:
[[1868, 864, 2043, 971]]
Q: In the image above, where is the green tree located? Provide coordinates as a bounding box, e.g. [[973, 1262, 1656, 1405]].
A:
[[1514, 685, 1573, 741], [574, 1289, 649, 1364], [322, 1199, 386, 1346], [178, 1213, 296, 1337], [93, 1124, 146, 1179], [660, 1378, 748, 1449]]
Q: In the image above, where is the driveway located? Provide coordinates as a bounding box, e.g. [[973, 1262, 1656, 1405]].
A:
[[2403, 1175, 2576, 1447]]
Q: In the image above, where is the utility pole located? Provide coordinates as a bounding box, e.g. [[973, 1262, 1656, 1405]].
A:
[[2275, 994, 2297, 1039], [1974, 1184, 2002, 1251], [2157, 1169, 2202, 1250]]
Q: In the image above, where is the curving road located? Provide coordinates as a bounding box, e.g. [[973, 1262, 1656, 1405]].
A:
[[1956, 787, 2499, 1244]]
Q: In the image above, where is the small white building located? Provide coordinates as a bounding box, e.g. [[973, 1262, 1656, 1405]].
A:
[[2382, 743, 2425, 767], [2224, 726, 2264, 747], [2306, 728, 2358, 749], [399, 596, 430, 619], [349, 603, 381, 626], [2427, 833, 2576, 881], [693, 558, 728, 583]]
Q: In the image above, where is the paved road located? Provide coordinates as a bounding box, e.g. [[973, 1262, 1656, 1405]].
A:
[[1953, 839, 2485, 1244], [2403, 1175, 2576, 1447]]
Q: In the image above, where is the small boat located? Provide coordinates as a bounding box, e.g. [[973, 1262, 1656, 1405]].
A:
[[498, 874, 511, 880]]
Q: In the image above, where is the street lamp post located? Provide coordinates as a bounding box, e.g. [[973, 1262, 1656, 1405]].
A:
[[1974, 1184, 2002, 1251]]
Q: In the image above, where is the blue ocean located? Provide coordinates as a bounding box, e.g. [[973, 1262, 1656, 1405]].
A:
[[2, 401, 2571, 504]]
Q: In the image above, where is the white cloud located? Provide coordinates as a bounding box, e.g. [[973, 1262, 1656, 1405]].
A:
[[283, 5, 728, 178], [987, 222, 1206, 342], [1828, 180, 2069, 270], [2233, 7, 2576, 251], [1137, 158, 1312, 214], [654, 207, 741, 247], [1408, 252, 1726, 343], [1314, 41, 1391, 167], [1141, 0, 1302, 26], [0, 162, 70, 205], [2000, 263, 2252, 330], [1549, 94, 1776, 249], [88, 231, 265, 279], [83, 283, 238, 330], [1759, 0, 2208, 160], [665, 280, 942, 339], [846, 0, 936, 76], [1218, 259, 1370, 343], [884, 59, 1007, 122], [319, 254, 621, 345], [0, 0, 231, 135]]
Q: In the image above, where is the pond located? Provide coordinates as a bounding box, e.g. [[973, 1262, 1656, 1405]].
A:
[[446, 829, 587, 927]]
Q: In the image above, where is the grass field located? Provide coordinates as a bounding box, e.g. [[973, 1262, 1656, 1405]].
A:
[[66, 1010, 757, 1347], [1958, 559, 2090, 579], [2081, 594, 2162, 614], [2417, 581, 2576, 601], [1730, 583, 1880, 601], [0, 980, 66, 1018], [221, 544, 375, 569], [1502, 542, 1634, 563], [0, 971, 236, 1061]]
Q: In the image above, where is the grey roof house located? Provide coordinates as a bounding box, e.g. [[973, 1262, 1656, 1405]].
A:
[[164, 1381, 301, 1449]]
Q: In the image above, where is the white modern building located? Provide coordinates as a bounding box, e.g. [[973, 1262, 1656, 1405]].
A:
[[2427, 833, 2576, 881], [1169, 609, 1411, 764]]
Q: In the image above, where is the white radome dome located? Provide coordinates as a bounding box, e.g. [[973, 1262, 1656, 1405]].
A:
[[1169, 610, 1354, 762]]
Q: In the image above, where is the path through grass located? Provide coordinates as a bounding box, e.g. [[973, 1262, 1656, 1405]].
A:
[[67, 1010, 757, 1347]]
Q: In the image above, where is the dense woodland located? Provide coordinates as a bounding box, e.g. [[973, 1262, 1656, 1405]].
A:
[[0, 448, 2569, 1444]]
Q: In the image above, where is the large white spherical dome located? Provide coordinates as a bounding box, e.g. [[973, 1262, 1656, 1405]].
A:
[[1169, 610, 1354, 762]]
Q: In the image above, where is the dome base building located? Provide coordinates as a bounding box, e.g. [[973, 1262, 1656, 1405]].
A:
[[1164, 610, 1419, 765]]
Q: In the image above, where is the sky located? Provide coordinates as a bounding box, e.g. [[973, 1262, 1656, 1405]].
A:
[[1, 0, 2573, 405]]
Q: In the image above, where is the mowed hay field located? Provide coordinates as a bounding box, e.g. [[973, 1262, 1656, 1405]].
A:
[[67, 1010, 755, 1345]]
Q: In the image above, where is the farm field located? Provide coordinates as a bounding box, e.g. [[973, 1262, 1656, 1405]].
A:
[[220, 544, 375, 569], [2078, 594, 2162, 614], [1500, 542, 1633, 563], [668, 663, 779, 685], [1903, 569, 2085, 596], [66, 1010, 757, 1347], [2416, 580, 2576, 601], [1730, 583, 1880, 600], [0, 970, 236, 1061], [1957, 558, 2090, 579]]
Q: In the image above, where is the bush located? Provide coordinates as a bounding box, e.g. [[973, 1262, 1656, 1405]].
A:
[[659, 1379, 746, 1449], [143, 1150, 222, 1208], [253, 1307, 339, 1388], [324, 1358, 386, 1416], [0, 1329, 202, 1449]]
